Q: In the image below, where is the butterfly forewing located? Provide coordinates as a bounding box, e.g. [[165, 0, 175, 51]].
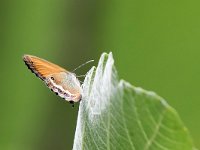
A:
[[23, 55, 67, 79]]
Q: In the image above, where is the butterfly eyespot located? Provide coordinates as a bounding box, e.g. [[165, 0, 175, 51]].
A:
[[58, 89, 62, 93], [51, 77, 54, 80], [64, 93, 69, 97]]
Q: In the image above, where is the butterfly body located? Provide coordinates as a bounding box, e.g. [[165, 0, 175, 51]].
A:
[[23, 55, 82, 104]]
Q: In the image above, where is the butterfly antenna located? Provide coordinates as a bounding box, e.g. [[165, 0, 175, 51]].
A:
[[72, 60, 94, 73], [76, 74, 86, 78]]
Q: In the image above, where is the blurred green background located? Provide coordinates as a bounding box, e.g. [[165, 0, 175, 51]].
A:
[[0, 0, 200, 149]]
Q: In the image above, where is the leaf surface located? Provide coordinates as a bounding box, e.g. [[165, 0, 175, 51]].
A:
[[73, 52, 196, 150]]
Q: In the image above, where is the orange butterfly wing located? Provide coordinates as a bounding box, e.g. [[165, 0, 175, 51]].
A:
[[23, 55, 67, 80]]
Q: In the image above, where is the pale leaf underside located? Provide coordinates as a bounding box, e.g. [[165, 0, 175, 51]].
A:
[[73, 52, 196, 150]]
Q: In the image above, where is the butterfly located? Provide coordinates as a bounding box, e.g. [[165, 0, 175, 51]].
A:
[[23, 55, 83, 106]]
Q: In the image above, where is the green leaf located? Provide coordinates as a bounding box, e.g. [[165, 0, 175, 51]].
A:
[[73, 52, 197, 150]]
